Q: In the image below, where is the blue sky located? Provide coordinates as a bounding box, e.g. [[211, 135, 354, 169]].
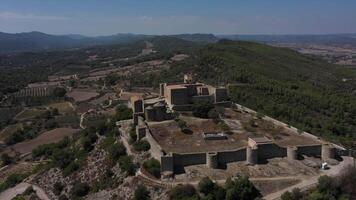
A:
[[0, 0, 355, 36]]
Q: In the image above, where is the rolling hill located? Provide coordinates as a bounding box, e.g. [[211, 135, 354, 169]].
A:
[[0, 32, 217, 54], [149, 39, 356, 145]]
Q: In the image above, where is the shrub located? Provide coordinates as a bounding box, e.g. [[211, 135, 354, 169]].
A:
[[219, 121, 231, 132], [169, 184, 199, 200], [53, 87, 66, 98], [99, 136, 116, 150], [133, 185, 150, 200], [1, 153, 12, 166], [5, 130, 25, 145], [71, 182, 90, 197], [198, 177, 215, 195], [118, 156, 136, 176], [181, 128, 193, 134], [114, 104, 133, 121], [129, 126, 137, 144], [225, 176, 260, 200], [143, 158, 161, 178], [51, 149, 75, 169], [82, 131, 98, 151], [0, 173, 27, 192], [53, 182, 64, 196], [133, 140, 151, 152], [208, 109, 220, 121], [108, 142, 127, 161], [192, 101, 214, 118], [92, 169, 116, 192], [58, 194, 68, 200], [176, 119, 187, 130], [281, 188, 302, 200], [63, 162, 79, 176], [337, 166, 356, 197], [44, 120, 58, 129]]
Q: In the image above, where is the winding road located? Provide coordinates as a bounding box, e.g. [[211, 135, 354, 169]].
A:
[[264, 156, 353, 200], [0, 182, 50, 200]]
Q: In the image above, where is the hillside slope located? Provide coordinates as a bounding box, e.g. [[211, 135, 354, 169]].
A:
[[151, 40, 356, 145]]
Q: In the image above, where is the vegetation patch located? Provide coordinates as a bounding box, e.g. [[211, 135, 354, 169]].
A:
[[143, 158, 161, 178], [48, 101, 74, 114], [14, 108, 47, 121], [133, 140, 151, 152], [0, 173, 29, 193]]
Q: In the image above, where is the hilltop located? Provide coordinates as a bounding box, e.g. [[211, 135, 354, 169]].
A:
[[146, 39, 356, 145]]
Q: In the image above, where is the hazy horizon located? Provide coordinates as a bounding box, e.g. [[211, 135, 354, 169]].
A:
[[2, 31, 356, 38], [1, 0, 356, 36]]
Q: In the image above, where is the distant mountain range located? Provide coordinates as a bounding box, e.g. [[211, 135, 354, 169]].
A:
[[0, 32, 218, 54], [1, 31, 356, 54]]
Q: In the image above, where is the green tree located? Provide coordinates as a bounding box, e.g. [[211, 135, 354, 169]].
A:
[[71, 182, 90, 197], [53, 87, 66, 98], [133, 185, 150, 200], [143, 158, 161, 178], [1, 153, 12, 166], [169, 184, 199, 200], [225, 176, 260, 200], [108, 142, 127, 161], [192, 101, 214, 119], [118, 156, 136, 176], [281, 188, 302, 200], [198, 177, 215, 196]]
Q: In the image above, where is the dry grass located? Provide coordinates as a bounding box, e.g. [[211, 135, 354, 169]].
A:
[[47, 101, 75, 114], [14, 109, 46, 121], [67, 89, 99, 102]]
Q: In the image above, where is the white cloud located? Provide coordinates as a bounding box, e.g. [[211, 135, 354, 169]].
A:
[[0, 11, 70, 21]]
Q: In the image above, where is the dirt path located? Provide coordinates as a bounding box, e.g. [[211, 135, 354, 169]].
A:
[[263, 156, 353, 200], [80, 112, 87, 129], [0, 182, 50, 200]]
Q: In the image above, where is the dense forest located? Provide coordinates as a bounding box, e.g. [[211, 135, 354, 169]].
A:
[[197, 40, 356, 146]]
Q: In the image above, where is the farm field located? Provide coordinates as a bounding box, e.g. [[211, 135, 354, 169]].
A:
[[66, 89, 99, 102], [14, 108, 46, 121], [0, 123, 23, 142], [47, 101, 75, 114], [5, 128, 80, 155]]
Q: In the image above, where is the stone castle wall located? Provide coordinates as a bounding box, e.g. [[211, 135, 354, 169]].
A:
[[145, 128, 164, 161], [159, 143, 338, 174]]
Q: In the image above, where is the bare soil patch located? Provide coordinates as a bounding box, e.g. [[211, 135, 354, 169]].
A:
[[67, 89, 99, 102], [252, 179, 301, 196], [148, 116, 248, 153], [171, 54, 189, 62], [89, 93, 117, 105]]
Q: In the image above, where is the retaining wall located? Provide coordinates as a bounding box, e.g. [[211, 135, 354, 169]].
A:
[[146, 129, 164, 160], [297, 145, 322, 157], [217, 148, 246, 163], [173, 153, 206, 166], [257, 143, 287, 160]]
